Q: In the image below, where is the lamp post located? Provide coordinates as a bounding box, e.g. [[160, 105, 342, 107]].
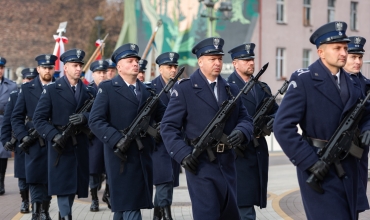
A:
[[199, 0, 233, 37], [94, 16, 104, 40]]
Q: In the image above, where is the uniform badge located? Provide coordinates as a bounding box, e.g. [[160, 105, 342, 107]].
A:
[[335, 22, 343, 35], [98, 88, 102, 94], [58, 84, 61, 86], [287, 81, 297, 90], [296, 68, 310, 76], [245, 44, 251, 54], [213, 38, 220, 49], [171, 89, 178, 97], [42, 88, 46, 94], [169, 53, 174, 61], [354, 37, 361, 45], [130, 44, 136, 51], [76, 50, 82, 58], [45, 55, 51, 63]]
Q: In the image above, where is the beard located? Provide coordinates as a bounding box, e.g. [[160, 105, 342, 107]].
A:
[[40, 73, 52, 82]]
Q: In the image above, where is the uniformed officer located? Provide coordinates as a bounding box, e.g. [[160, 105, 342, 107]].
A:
[[1, 68, 38, 213], [106, 59, 117, 80], [160, 37, 254, 220], [227, 43, 278, 220], [342, 36, 370, 215], [0, 56, 17, 195], [151, 52, 181, 220], [33, 49, 96, 220], [138, 59, 147, 82], [12, 55, 57, 220], [88, 60, 109, 212], [88, 43, 166, 220], [274, 21, 370, 220]]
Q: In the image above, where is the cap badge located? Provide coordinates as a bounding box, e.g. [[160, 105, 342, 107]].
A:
[[213, 38, 220, 49], [354, 37, 361, 45], [76, 50, 82, 58], [45, 55, 51, 63], [99, 60, 103, 65], [29, 68, 34, 73], [169, 53, 174, 61], [130, 44, 136, 51], [245, 44, 251, 54], [335, 22, 343, 35], [139, 60, 143, 64]]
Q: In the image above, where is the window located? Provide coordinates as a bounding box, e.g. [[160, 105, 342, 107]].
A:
[[277, 0, 285, 23], [276, 48, 285, 79], [328, 0, 335, 22], [303, 49, 311, 68], [303, 0, 311, 26], [350, 2, 358, 30]]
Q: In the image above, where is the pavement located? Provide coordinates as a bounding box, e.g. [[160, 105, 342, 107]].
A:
[[1, 152, 369, 220]]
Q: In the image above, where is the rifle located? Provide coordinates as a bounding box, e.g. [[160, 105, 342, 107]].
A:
[[52, 92, 95, 155], [191, 63, 269, 163], [114, 66, 185, 163], [306, 90, 370, 194], [252, 80, 289, 147], [18, 128, 45, 154], [4, 132, 17, 152]]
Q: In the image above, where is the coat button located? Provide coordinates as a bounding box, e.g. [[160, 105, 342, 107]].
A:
[[104, 136, 106, 139], [291, 159, 296, 163], [170, 152, 173, 155]]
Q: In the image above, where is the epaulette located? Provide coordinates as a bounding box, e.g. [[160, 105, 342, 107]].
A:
[[295, 68, 310, 76], [10, 90, 18, 94], [177, 78, 190, 84]]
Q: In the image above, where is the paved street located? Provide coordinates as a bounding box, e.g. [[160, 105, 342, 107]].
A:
[[1, 152, 370, 220]]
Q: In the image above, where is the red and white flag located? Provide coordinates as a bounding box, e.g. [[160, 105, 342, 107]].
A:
[[53, 35, 68, 77], [84, 39, 104, 84]]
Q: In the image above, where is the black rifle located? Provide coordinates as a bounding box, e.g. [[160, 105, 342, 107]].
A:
[[52, 92, 95, 155], [4, 132, 17, 152], [306, 91, 370, 194], [114, 67, 185, 163], [191, 63, 269, 163], [18, 128, 45, 154], [252, 80, 289, 147]]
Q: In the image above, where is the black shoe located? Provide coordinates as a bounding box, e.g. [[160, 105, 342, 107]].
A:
[[163, 206, 173, 220], [61, 214, 72, 220], [31, 202, 42, 220], [90, 188, 99, 212], [153, 206, 163, 220], [102, 184, 111, 209], [20, 190, 30, 213], [0, 172, 5, 195], [40, 201, 51, 220]]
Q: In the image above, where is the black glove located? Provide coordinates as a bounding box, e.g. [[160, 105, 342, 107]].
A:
[[181, 154, 199, 174], [69, 113, 87, 126], [4, 141, 15, 151], [53, 134, 67, 149], [115, 137, 129, 154], [266, 117, 274, 132], [154, 125, 162, 143], [308, 160, 330, 181], [21, 136, 32, 147], [234, 144, 246, 158], [361, 130, 370, 146], [227, 130, 245, 146]]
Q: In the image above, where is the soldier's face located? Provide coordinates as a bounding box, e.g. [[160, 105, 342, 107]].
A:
[[137, 72, 145, 82], [37, 66, 54, 82], [198, 55, 223, 79], [64, 62, 83, 80], [92, 70, 107, 85], [117, 58, 139, 76], [0, 66, 4, 78], [159, 65, 178, 83], [233, 59, 255, 76], [106, 68, 116, 80], [344, 53, 363, 74], [318, 43, 348, 69]]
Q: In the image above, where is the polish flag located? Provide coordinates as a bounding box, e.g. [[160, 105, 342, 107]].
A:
[[53, 35, 68, 77], [83, 39, 104, 84]]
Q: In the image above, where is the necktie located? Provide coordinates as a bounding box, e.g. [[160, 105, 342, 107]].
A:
[[71, 85, 76, 93], [333, 75, 340, 89], [210, 82, 216, 92], [129, 85, 139, 101]]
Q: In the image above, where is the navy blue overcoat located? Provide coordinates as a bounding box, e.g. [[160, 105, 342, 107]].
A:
[[88, 75, 166, 212], [160, 69, 254, 220], [274, 59, 370, 220], [33, 76, 95, 198], [227, 71, 278, 208]]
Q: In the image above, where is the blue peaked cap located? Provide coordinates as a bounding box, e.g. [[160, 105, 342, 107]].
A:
[[228, 43, 256, 60], [111, 43, 141, 64], [139, 59, 148, 72], [21, 68, 38, 79], [348, 36, 366, 54], [156, 52, 179, 66], [192, 37, 225, 58], [60, 49, 85, 64], [90, 60, 109, 72], [310, 21, 351, 48], [35, 54, 58, 67]]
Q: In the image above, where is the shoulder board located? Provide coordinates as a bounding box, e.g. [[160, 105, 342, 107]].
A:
[[10, 90, 18, 94], [177, 78, 190, 84], [295, 68, 310, 76]]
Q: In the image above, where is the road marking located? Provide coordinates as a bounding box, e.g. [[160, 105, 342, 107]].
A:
[[271, 188, 300, 220]]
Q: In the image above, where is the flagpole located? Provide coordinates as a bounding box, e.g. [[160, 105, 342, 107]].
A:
[[141, 20, 162, 60], [82, 33, 109, 73]]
